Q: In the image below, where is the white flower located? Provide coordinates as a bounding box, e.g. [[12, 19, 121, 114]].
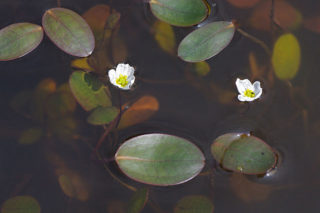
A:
[[108, 63, 135, 90], [236, 78, 262, 102]]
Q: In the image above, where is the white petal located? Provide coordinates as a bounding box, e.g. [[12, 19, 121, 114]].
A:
[[238, 94, 254, 102], [253, 81, 262, 99], [108, 69, 116, 84], [236, 78, 253, 94]]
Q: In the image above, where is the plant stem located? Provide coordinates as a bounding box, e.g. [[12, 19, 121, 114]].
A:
[[237, 28, 271, 56]]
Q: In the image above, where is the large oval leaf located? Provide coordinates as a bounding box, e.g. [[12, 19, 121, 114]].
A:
[[272, 33, 301, 80], [69, 71, 111, 111], [149, 0, 208, 27], [211, 133, 276, 175], [174, 195, 214, 213], [42, 8, 94, 57], [1, 196, 41, 213], [115, 133, 205, 186], [0, 23, 43, 61], [178, 21, 235, 62]]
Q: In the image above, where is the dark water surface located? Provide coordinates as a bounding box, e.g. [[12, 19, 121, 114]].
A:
[[1, 0, 320, 212]]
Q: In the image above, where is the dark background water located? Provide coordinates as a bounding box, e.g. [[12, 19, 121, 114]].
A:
[[1, 0, 320, 212]]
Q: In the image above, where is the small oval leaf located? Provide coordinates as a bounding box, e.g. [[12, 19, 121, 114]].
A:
[[127, 188, 149, 213], [178, 21, 235, 62], [211, 133, 276, 175], [150, 0, 208, 27], [87, 106, 119, 125], [115, 133, 205, 186], [1, 196, 41, 213], [174, 195, 214, 213], [42, 8, 95, 57], [0, 23, 43, 61], [272, 33, 301, 80], [69, 71, 111, 111], [18, 127, 43, 145]]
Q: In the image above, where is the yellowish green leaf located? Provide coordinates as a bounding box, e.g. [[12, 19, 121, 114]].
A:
[[153, 20, 176, 55], [1, 196, 41, 213], [193, 61, 210, 76], [272, 33, 301, 80]]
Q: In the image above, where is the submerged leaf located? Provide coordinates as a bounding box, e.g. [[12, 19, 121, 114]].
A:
[[115, 133, 205, 186], [211, 133, 276, 175], [42, 8, 95, 57], [150, 0, 208, 27], [153, 20, 176, 55], [249, 1, 302, 31], [174, 195, 214, 213], [178, 21, 235, 62], [1, 196, 41, 213], [18, 128, 43, 145], [69, 71, 111, 111], [227, 0, 261, 8], [118, 96, 159, 129], [127, 188, 149, 213], [57, 170, 89, 201], [193, 61, 210, 76], [272, 33, 301, 80], [87, 106, 119, 125], [0, 23, 43, 61]]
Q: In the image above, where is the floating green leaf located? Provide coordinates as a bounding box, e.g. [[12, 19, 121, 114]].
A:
[[18, 128, 43, 145], [272, 33, 301, 80], [149, 0, 208, 27], [87, 106, 119, 125], [115, 133, 205, 186], [174, 195, 214, 213], [1, 196, 41, 213], [211, 133, 276, 175], [127, 188, 149, 213], [69, 71, 111, 111], [42, 8, 95, 57], [178, 21, 235, 62], [0, 23, 43, 61]]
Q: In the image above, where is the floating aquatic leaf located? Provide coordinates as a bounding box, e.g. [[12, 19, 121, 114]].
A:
[[193, 61, 210, 76], [1, 196, 41, 213], [227, 0, 261, 8], [115, 133, 205, 186], [18, 127, 43, 145], [272, 33, 301, 80], [249, 1, 302, 31], [178, 21, 235, 62], [42, 8, 95, 57], [149, 0, 208, 27], [69, 71, 111, 111], [174, 195, 214, 213], [211, 133, 276, 175], [127, 188, 149, 213], [87, 106, 119, 125], [153, 20, 176, 55], [0, 23, 43, 61], [118, 96, 159, 129]]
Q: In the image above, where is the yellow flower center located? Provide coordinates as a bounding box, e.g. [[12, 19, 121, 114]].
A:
[[116, 74, 129, 87], [244, 89, 255, 98]]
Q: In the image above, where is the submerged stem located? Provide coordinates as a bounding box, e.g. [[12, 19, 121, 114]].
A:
[[237, 28, 271, 56]]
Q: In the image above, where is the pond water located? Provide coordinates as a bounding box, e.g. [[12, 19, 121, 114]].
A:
[[1, 0, 320, 212]]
